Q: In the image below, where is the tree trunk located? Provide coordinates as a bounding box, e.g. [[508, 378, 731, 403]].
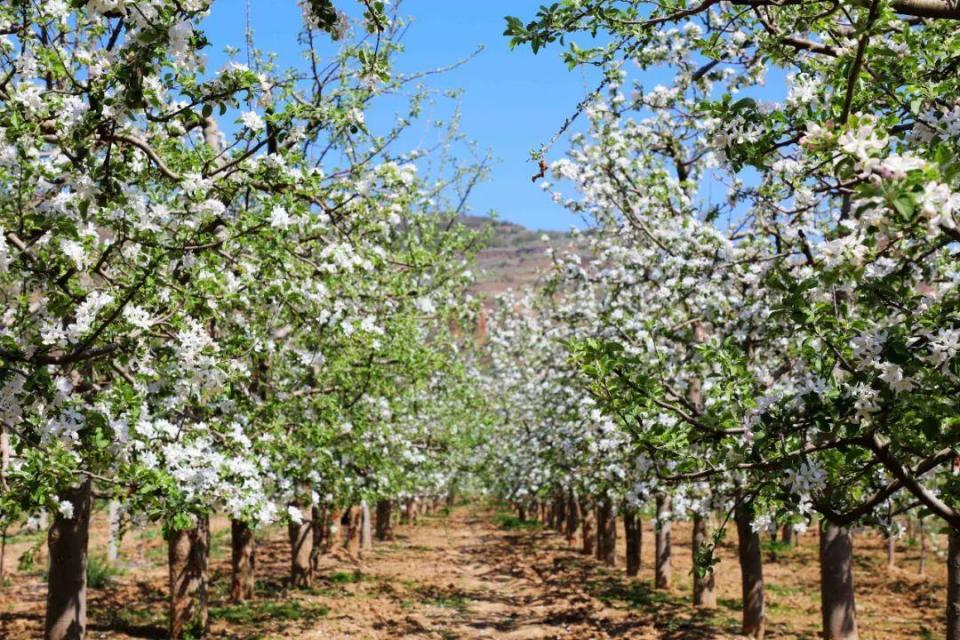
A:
[[288, 511, 312, 588], [167, 517, 209, 640], [375, 500, 395, 541], [1, 425, 9, 583], [948, 530, 960, 640], [597, 496, 616, 566], [230, 520, 255, 602], [554, 493, 566, 532], [920, 518, 927, 577], [580, 497, 596, 556], [106, 500, 120, 565], [517, 503, 527, 522], [0, 526, 6, 584], [886, 530, 896, 570], [45, 477, 93, 640], [324, 507, 342, 554], [655, 494, 672, 590], [403, 499, 417, 525], [360, 501, 373, 555], [310, 505, 326, 573], [344, 505, 362, 557], [820, 522, 858, 640], [735, 503, 765, 639], [565, 490, 581, 547], [693, 513, 717, 608], [595, 501, 606, 561], [624, 510, 642, 577], [782, 524, 794, 546]]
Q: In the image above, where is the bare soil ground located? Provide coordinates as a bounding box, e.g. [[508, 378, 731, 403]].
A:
[[0, 503, 946, 639]]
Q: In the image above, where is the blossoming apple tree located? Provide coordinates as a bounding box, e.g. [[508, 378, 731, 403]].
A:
[[0, 1, 485, 638], [505, 1, 960, 638]]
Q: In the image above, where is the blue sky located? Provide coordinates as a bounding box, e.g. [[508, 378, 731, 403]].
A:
[[201, 1, 600, 231]]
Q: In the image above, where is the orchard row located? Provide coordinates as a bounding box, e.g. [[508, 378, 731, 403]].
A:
[[481, 2, 960, 640]]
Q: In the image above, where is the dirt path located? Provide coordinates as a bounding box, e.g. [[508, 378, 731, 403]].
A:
[[302, 506, 719, 640]]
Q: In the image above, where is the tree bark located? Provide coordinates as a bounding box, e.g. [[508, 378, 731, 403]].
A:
[[2, 425, 10, 583], [230, 520, 255, 602], [106, 501, 120, 564], [597, 496, 616, 566], [781, 524, 794, 546], [554, 493, 566, 532], [948, 530, 960, 640], [655, 494, 672, 590], [288, 509, 312, 588], [565, 490, 581, 547], [344, 505, 362, 557], [45, 477, 93, 640], [375, 500, 395, 541], [624, 510, 642, 577], [402, 499, 417, 525], [310, 505, 326, 573], [580, 496, 596, 556], [325, 507, 343, 554], [920, 518, 927, 577], [595, 500, 606, 561], [890, 0, 960, 20], [735, 503, 765, 639], [693, 513, 717, 608], [820, 522, 858, 640], [886, 530, 896, 570], [167, 517, 209, 640], [517, 503, 527, 522], [360, 500, 373, 555]]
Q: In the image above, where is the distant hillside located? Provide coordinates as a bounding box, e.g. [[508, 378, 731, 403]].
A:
[[461, 215, 582, 303]]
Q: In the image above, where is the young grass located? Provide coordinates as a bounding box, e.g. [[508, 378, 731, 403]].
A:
[[87, 554, 125, 589], [209, 600, 330, 625], [493, 512, 541, 531]]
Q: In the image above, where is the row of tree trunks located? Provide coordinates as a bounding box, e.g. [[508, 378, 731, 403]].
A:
[[39, 487, 954, 640], [41, 491, 434, 640]]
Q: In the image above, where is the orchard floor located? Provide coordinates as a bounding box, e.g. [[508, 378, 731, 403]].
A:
[[0, 503, 946, 639]]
